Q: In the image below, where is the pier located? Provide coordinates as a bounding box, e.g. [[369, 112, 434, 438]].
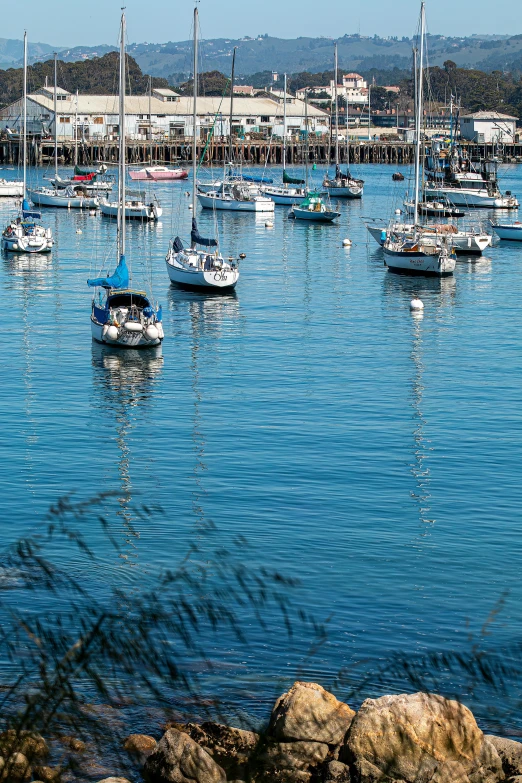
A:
[[2, 139, 522, 167]]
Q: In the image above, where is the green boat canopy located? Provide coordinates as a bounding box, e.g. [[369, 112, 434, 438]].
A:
[[283, 169, 305, 185]]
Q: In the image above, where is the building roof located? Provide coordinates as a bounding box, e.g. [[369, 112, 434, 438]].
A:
[[460, 110, 518, 121], [38, 86, 70, 96], [152, 88, 180, 97], [343, 73, 364, 79], [20, 93, 327, 117]]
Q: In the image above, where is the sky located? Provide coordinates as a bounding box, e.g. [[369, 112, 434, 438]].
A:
[[10, 0, 522, 47]]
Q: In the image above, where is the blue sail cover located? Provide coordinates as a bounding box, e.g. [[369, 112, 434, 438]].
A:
[[191, 218, 217, 248], [228, 169, 273, 184], [22, 198, 41, 220], [87, 254, 130, 289]]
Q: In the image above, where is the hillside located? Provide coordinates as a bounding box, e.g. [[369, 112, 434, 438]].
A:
[[3, 33, 522, 83]]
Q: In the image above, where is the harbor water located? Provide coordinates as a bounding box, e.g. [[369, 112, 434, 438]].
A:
[[1, 164, 522, 733]]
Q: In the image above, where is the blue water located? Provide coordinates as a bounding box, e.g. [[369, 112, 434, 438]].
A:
[[1, 164, 522, 733]]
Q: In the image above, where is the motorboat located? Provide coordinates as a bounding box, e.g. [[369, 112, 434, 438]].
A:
[[366, 220, 491, 255], [88, 12, 163, 349], [129, 166, 188, 181], [198, 181, 274, 212], [290, 193, 340, 222], [0, 178, 24, 197], [100, 193, 162, 220]]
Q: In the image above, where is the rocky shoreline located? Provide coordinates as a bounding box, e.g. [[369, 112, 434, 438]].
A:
[[2, 682, 522, 783]]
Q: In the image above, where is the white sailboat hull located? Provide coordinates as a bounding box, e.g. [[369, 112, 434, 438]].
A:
[[27, 188, 98, 209], [1, 235, 52, 253], [100, 201, 162, 220], [91, 317, 163, 348], [197, 193, 274, 212], [425, 185, 518, 209], [491, 223, 522, 241], [0, 180, 24, 197], [166, 254, 239, 290], [262, 187, 307, 205], [324, 183, 363, 198], [383, 247, 456, 276]]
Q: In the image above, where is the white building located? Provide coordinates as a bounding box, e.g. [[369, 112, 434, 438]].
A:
[[0, 85, 329, 142], [459, 111, 517, 144], [296, 73, 368, 106]]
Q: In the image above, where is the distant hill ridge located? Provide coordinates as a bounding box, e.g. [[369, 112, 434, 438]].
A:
[[1, 32, 522, 83]]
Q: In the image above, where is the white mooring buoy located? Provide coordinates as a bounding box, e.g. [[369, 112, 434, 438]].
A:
[[342, 238, 352, 247], [188, 204, 193, 210], [89, 209, 96, 216], [76, 229, 82, 234], [410, 298, 424, 311], [395, 208, 402, 215]]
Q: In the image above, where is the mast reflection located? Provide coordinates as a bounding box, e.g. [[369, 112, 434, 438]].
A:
[[91, 343, 163, 562]]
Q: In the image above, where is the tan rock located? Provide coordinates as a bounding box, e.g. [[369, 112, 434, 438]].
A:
[[0, 732, 48, 762], [261, 740, 329, 771], [488, 736, 522, 778], [469, 738, 503, 783], [269, 682, 355, 745], [323, 759, 352, 782], [33, 766, 61, 782], [3, 751, 32, 782], [344, 692, 487, 783], [143, 728, 226, 783], [180, 722, 258, 779], [124, 734, 157, 763], [59, 736, 86, 754]]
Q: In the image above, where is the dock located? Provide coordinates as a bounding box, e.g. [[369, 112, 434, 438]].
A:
[[2, 138, 522, 168]]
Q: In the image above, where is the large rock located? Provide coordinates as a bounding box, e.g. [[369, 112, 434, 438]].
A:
[[323, 760, 352, 782], [261, 740, 329, 771], [180, 722, 258, 779], [143, 728, 226, 783], [3, 751, 32, 782], [469, 737, 504, 783], [343, 692, 499, 783], [269, 682, 355, 745], [124, 734, 157, 765], [488, 736, 522, 778], [0, 732, 48, 762]]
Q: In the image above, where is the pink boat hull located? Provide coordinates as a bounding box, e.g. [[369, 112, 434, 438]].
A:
[[129, 168, 188, 181]]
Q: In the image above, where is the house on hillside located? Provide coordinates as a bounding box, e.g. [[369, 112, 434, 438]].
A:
[[0, 85, 329, 141], [459, 111, 517, 143], [295, 73, 369, 106]]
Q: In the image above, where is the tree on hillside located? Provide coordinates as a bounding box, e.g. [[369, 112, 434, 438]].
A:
[[179, 70, 230, 96], [0, 53, 169, 108]]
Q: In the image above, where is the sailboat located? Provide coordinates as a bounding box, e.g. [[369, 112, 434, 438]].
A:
[[262, 74, 309, 206], [1, 33, 53, 254], [197, 49, 274, 213], [165, 7, 239, 291], [382, 3, 456, 276], [290, 90, 340, 223], [88, 12, 164, 348], [323, 44, 364, 199], [27, 54, 99, 210]]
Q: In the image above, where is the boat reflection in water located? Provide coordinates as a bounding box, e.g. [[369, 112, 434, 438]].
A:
[[168, 288, 240, 535], [91, 342, 163, 563]]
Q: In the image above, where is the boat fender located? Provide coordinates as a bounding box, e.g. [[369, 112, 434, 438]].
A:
[[106, 325, 119, 341], [145, 325, 159, 341], [239, 253, 246, 259], [124, 321, 143, 333], [381, 230, 387, 243], [12, 243, 18, 250], [102, 324, 110, 338], [157, 323, 164, 340]]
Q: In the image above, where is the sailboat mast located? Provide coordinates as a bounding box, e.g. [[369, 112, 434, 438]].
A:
[[119, 11, 126, 259], [304, 89, 309, 189], [228, 47, 236, 166], [54, 52, 58, 178], [192, 5, 198, 216], [334, 43, 339, 169], [413, 2, 425, 225], [74, 89, 78, 166], [283, 73, 287, 173], [149, 75, 152, 164], [22, 32, 27, 194]]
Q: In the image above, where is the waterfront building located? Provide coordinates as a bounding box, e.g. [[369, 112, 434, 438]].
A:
[[459, 111, 517, 144], [0, 85, 329, 142]]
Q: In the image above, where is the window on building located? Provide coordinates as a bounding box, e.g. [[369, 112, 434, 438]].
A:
[[42, 114, 50, 120], [260, 116, 271, 123], [246, 118, 255, 125], [93, 117, 104, 125], [56, 95, 68, 101], [157, 114, 166, 118], [59, 116, 71, 123]]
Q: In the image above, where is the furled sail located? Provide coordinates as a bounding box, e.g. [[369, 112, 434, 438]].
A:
[[87, 254, 129, 289], [191, 218, 217, 248], [283, 169, 305, 185]]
